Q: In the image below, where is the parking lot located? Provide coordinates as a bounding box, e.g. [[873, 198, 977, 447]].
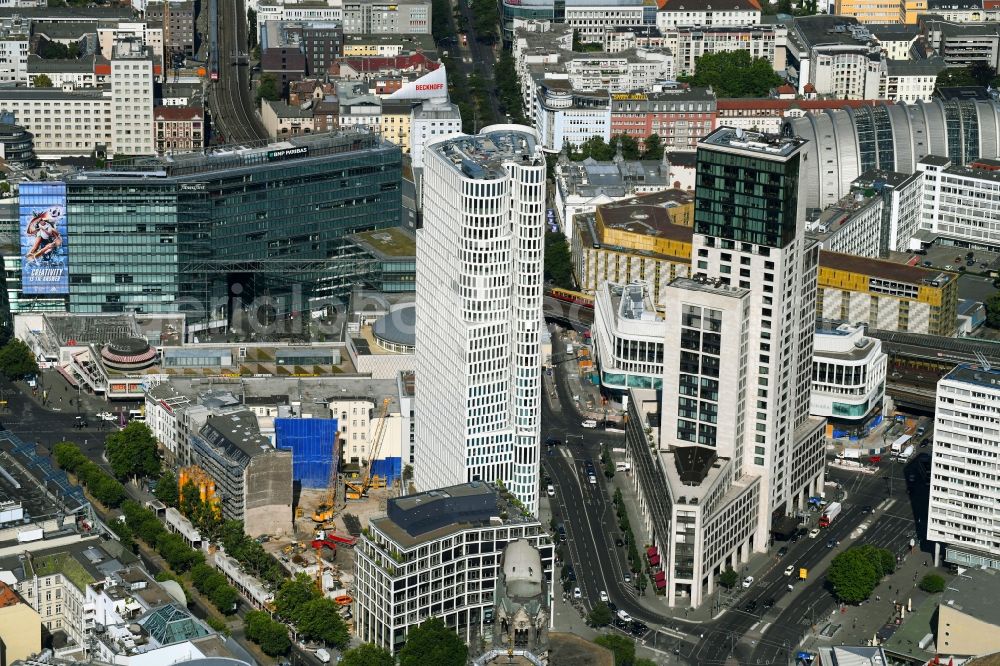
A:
[[891, 245, 1000, 276]]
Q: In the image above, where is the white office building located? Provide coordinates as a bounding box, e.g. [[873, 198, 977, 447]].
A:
[[592, 281, 666, 393], [625, 278, 762, 607], [918, 154, 1000, 251], [354, 482, 553, 653], [564, 0, 646, 43], [409, 97, 462, 169], [415, 126, 546, 515], [808, 190, 884, 258], [928, 363, 1000, 570], [655, 0, 761, 30], [626, 128, 827, 607], [810, 322, 887, 424]]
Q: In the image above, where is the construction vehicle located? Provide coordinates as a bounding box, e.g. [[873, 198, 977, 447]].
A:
[[311, 432, 341, 523], [315, 528, 357, 547], [346, 397, 391, 501]]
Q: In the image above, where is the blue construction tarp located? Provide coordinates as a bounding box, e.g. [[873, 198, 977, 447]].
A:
[[274, 418, 339, 489], [371, 457, 401, 484]]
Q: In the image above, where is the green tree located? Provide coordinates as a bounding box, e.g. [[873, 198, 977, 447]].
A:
[[827, 544, 895, 603], [274, 573, 319, 624], [340, 644, 394, 666], [679, 50, 782, 98], [296, 598, 350, 647], [0, 338, 39, 380], [642, 134, 664, 161], [210, 583, 241, 615], [398, 617, 468, 666], [247, 8, 258, 48], [544, 231, 574, 289], [155, 469, 179, 506], [105, 422, 160, 481], [37, 39, 75, 59], [588, 602, 613, 627], [971, 62, 997, 86], [613, 134, 641, 160], [180, 480, 201, 515], [986, 291, 1000, 328], [936, 67, 978, 90], [919, 573, 946, 593], [53, 441, 87, 472], [719, 567, 738, 589], [245, 610, 291, 656], [573, 135, 616, 161], [257, 74, 280, 102], [594, 634, 636, 666], [33, 74, 53, 88], [156, 532, 203, 572]]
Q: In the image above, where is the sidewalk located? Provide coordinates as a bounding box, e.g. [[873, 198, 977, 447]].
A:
[[799, 547, 943, 651]]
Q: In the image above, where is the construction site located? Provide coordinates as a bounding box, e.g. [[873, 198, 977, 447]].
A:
[[258, 397, 409, 614]]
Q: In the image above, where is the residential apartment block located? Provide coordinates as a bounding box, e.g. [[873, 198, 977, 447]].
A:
[[807, 189, 884, 258], [786, 16, 883, 99], [663, 24, 786, 76], [145, 0, 195, 58], [608, 86, 716, 149], [153, 105, 203, 155], [655, 0, 761, 30], [341, 0, 431, 34]]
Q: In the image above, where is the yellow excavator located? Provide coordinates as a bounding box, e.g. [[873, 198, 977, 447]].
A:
[[311, 431, 341, 523], [346, 397, 391, 501]]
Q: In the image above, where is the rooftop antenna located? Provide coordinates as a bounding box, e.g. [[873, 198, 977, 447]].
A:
[[975, 351, 992, 372]]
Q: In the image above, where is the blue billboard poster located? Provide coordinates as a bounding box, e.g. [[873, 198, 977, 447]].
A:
[[20, 182, 68, 294]]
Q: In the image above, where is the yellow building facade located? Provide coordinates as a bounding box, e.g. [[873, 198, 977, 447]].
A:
[[835, 0, 904, 23], [816, 252, 957, 336], [0, 582, 41, 666]]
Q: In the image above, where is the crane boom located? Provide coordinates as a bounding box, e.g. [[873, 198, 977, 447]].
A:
[[346, 397, 391, 500]]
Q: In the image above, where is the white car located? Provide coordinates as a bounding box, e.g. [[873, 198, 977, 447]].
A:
[[581, 419, 598, 428], [599, 590, 609, 603], [573, 587, 582, 599], [617, 610, 632, 623], [546, 484, 555, 497], [588, 474, 597, 484], [808, 528, 821, 539], [742, 576, 754, 588], [624, 573, 632, 584], [97, 412, 116, 421], [784, 565, 795, 577]]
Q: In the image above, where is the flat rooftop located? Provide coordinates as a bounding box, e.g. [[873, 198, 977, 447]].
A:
[[944, 363, 1000, 390], [66, 128, 392, 180], [349, 227, 415, 259], [819, 251, 951, 287], [430, 128, 540, 180], [671, 276, 750, 299], [700, 127, 807, 159], [374, 482, 536, 548]]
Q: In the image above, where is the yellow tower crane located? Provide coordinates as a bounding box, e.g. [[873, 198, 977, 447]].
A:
[[345, 397, 391, 501], [311, 431, 341, 523]]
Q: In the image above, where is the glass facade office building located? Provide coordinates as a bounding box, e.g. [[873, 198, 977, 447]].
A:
[[61, 130, 402, 318]]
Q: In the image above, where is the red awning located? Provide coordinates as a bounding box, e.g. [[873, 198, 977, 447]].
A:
[[649, 554, 661, 565], [654, 570, 666, 581], [57, 365, 79, 387], [655, 578, 667, 589], [646, 546, 658, 557]]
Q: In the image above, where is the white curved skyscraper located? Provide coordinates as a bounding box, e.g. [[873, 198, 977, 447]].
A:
[[415, 125, 546, 515]]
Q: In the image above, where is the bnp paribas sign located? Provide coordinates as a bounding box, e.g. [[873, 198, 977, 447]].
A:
[[266, 146, 309, 162]]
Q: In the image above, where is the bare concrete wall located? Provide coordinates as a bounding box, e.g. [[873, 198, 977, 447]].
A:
[[244, 450, 293, 537]]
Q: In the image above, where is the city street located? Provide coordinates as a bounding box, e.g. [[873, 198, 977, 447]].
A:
[[542, 322, 930, 664]]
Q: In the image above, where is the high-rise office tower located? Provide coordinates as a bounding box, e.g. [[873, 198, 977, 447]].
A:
[[927, 364, 1000, 570], [415, 126, 546, 515], [691, 127, 827, 550]]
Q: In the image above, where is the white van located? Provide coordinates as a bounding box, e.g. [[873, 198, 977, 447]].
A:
[[128, 409, 145, 422], [581, 419, 598, 429], [615, 462, 631, 472]]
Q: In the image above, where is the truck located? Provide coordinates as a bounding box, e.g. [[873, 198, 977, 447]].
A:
[[897, 444, 915, 462], [838, 448, 861, 460], [818, 501, 842, 528]]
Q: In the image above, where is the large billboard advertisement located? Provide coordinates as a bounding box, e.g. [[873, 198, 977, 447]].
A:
[[20, 182, 68, 295]]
